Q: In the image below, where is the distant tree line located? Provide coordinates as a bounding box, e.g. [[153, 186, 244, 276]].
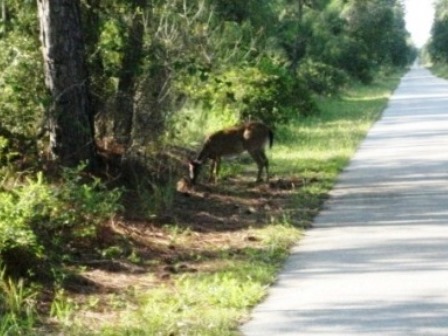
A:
[[428, 0, 448, 64]]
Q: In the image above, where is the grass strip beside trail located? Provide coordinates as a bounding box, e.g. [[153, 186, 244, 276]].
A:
[[429, 63, 448, 79]]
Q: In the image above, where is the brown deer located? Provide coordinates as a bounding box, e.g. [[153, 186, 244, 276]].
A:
[[189, 121, 274, 184]]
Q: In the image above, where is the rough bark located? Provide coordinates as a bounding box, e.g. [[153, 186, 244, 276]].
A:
[[37, 0, 95, 167]]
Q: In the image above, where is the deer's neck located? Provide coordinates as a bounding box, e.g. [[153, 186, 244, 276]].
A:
[[196, 146, 209, 162]]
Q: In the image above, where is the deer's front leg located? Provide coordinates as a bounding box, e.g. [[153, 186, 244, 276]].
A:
[[214, 157, 221, 183], [208, 159, 215, 183], [208, 157, 221, 184]]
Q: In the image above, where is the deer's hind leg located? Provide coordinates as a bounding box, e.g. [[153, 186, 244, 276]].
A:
[[209, 157, 221, 184], [249, 150, 269, 182]]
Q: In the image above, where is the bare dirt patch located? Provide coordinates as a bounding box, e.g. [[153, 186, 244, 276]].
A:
[[78, 174, 312, 288]]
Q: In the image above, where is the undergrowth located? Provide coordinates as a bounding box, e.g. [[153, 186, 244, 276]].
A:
[[429, 62, 448, 79]]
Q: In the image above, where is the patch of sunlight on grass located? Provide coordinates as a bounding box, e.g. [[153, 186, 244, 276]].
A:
[[430, 63, 448, 79], [271, 68, 405, 204], [343, 93, 392, 101]]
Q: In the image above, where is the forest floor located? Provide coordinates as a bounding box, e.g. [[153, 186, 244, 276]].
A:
[[63, 171, 315, 320], [79, 172, 317, 292]]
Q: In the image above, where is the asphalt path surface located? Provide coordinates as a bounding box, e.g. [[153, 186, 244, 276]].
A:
[[241, 65, 448, 335]]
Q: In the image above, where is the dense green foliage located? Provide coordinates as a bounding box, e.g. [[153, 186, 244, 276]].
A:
[[428, 0, 448, 64], [0, 166, 122, 277]]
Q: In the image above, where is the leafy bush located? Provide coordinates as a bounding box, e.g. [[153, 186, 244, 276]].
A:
[[298, 60, 348, 95], [46, 166, 123, 239], [0, 168, 122, 277], [181, 58, 318, 128], [0, 27, 45, 138], [238, 59, 318, 124]]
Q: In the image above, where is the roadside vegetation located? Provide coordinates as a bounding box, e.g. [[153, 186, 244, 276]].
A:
[[422, 0, 448, 78], [427, 62, 448, 79], [1, 68, 405, 335], [0, 0, 416, 334]]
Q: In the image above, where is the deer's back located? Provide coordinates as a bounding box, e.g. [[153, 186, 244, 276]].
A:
[[202, 122, 270, 159], [204, 126, 245, 157]]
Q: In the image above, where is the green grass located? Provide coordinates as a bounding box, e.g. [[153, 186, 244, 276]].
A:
[[275, 78, 398, 174], [0, 268, 38, 335], [94, 224, 299, 336], [429, 62, 448, 79]]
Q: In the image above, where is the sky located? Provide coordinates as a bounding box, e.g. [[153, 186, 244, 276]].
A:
[[404, 0, 435, 48]]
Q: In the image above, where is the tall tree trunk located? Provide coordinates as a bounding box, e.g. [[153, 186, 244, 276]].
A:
[[113, 0, 147, 148], [37, 0, 96, 167]]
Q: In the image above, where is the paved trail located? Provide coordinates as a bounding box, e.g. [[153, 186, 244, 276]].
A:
[[241, 66, 448, 336]]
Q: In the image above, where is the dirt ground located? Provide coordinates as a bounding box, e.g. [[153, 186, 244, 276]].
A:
[[68, 172, 314, 303]]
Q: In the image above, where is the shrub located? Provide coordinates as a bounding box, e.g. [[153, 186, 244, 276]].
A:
[[298, 60, 348, 95], [180, 58, 318, 128], [0, 167, 122, 277], [0, 268, 37, 333], [0, 30, 45, 138], [238, 59, 318, 124]]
